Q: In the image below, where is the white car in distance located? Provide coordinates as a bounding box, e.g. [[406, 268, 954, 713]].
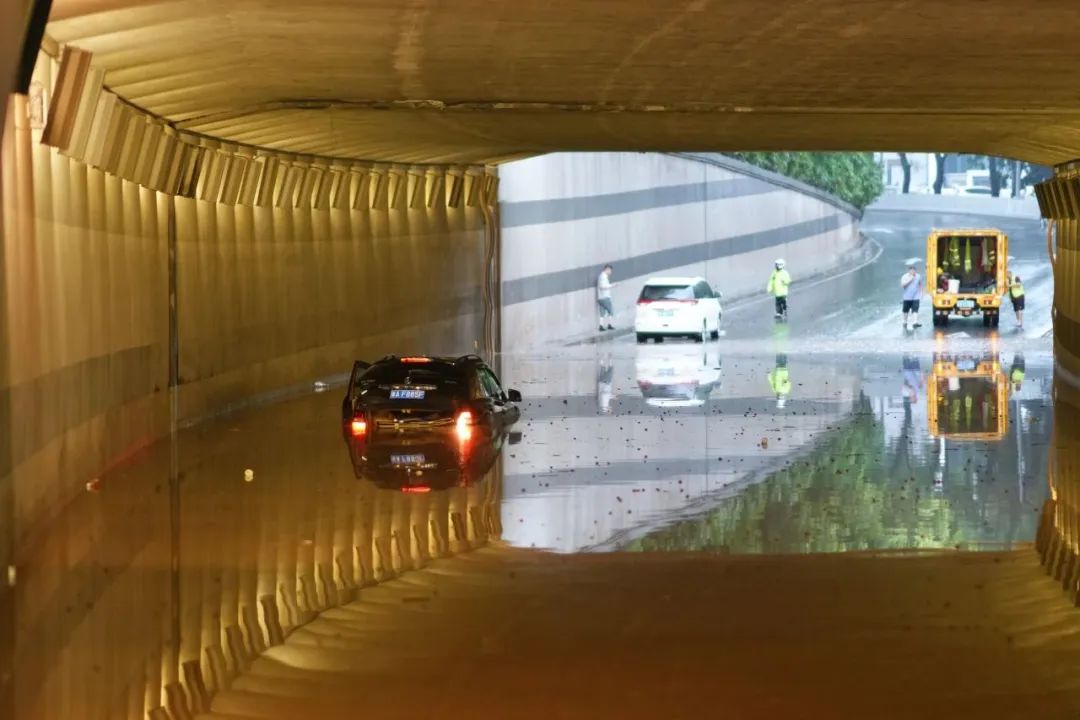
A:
[[634, 276, 723, 343]]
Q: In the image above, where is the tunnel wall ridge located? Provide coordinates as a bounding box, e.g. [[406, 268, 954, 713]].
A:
[[0, 51, 500, 572], [498, 152, 862, 348]]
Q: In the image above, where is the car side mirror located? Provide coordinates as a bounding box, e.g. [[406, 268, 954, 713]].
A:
[[715, 291, 723, 299], [507, 389, 522, 403]]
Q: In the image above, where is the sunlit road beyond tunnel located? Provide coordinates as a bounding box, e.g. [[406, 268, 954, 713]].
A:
[[6, 2, 1080, 719]]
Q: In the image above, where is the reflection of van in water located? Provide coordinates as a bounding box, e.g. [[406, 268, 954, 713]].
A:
[[927, 354, 1008, 441]]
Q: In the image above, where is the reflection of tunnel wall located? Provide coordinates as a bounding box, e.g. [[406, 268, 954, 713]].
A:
[[0, 52, 496, 579], [499, 152, 862, 348], [6, 390, 502, 719]]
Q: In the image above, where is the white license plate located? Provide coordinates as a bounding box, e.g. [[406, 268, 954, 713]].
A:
[[657, 309, 675, 317], [957, 300, 975, 310], [391, 454, 426, 465], [390, 388, 425, 400], [957, 360, 976, 372]]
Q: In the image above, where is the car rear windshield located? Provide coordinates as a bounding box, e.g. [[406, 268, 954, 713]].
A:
[[358, 362, 464, 387], [640, 285, 693, 301]]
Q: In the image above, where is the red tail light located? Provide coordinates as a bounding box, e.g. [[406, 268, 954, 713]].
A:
[[637, 299, 653, 305], [350, 418, 367, 436], [401, 356, 431, 363], [455, 410, 474, 441], [402, 486, 431, 493]]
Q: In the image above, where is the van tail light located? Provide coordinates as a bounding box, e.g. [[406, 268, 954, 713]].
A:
[[402, 486, 431, 494], [350, 417, 368, 437], [637, 299, 653, 305], [401, 356, 432, 363], [455, 410, 474, 441]]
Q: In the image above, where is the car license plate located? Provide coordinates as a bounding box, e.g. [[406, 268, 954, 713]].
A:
[[957, 299, 975, 310], [957, 360, 975, 372], [391, 454, 426, 466], [657, 368, 676, 376], [390, 388, 425, 400], [657, 309, 675, 317]]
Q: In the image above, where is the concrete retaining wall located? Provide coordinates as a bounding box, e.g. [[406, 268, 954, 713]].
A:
[[498, 152, 862, 348]]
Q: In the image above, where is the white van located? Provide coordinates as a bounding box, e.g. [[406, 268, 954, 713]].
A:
[[634, 276, 723, 343]]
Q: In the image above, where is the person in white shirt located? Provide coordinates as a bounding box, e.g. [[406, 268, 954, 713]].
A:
[[597, 264, 615, 331], [900, 262, 923, 330]]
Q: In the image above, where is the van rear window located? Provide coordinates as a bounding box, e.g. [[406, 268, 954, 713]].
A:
[[640, 285, 694, 301]]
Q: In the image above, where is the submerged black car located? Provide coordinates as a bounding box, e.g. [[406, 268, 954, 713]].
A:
[[341, 354, 521, 441]]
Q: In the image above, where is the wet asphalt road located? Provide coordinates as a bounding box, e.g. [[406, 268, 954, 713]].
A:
[[714, 209, 1053, 343]]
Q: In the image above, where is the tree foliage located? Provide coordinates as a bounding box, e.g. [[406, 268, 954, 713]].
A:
[[726, 151, 884, 211]]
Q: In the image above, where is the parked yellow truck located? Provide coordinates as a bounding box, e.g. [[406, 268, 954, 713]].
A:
[[927, 353, 1008, 442], [926, 229, 1008, 328]]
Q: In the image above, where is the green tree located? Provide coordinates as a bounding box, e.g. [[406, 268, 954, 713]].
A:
[[726, 152, 884, 211]]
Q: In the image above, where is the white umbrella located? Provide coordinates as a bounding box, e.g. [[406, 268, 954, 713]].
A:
[[905, 257, 922, 266]]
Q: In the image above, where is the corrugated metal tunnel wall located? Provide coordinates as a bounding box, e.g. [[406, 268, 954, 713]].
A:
[[0, 50, 498, 713], [1034, 169, 1080, 599]]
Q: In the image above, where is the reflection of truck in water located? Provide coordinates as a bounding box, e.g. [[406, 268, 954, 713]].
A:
[[926, 229, 1008, 327], [927, 354, 1009, 441]]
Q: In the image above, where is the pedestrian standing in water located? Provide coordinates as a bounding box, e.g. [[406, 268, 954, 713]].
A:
[[597, 264, 615, 331], [900, 261, 923, 330]]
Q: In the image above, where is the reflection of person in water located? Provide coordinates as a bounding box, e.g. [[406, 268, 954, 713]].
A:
[[901, 355, 923, 402], [597, 353, 614, 414], [1010, 353, 1026, 394], [768, 354, 792, 409]]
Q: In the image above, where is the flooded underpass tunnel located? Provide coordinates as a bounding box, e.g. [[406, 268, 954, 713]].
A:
[[5, 3, 1080, 719]]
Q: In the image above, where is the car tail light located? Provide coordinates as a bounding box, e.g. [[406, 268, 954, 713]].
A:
[[350, 417, 367, 436], [637, 299, 653, 305], [401, 356, 431, 363], [455, 410, 474, 441], [402, 486, 431, 493]]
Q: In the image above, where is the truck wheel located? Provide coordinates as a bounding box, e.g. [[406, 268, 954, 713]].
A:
[[636, 333, 647, 344], [982, 314, 991, 328], [991, 312, 1000, 328]]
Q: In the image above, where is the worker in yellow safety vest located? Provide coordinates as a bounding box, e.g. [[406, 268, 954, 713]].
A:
[[1007, 275, 1025, 329], [767, 259, 791, 321]]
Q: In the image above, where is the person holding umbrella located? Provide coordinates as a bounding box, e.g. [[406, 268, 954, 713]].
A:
[[900, 258, 924, 330]]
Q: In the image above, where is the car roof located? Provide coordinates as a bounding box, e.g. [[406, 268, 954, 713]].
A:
[[642, 276, 705, 286]]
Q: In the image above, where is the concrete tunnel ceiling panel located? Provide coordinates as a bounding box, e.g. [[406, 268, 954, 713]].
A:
[[44, 0, 1080, 165]]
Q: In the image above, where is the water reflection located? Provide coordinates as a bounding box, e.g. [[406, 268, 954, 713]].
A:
[[502, 350, 1051, 554], [4, 348, 1063, 718], [6, 390, 504, 720], [634, 343, 721, 408], [928, 352, 1009, 441], [346, 426, 517, 491]]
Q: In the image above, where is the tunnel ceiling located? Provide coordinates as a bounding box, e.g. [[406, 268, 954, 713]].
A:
[[44, 0, 1080, 165]]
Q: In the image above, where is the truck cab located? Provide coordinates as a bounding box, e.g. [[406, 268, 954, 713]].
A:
[[926, 229, 1008, 327]]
